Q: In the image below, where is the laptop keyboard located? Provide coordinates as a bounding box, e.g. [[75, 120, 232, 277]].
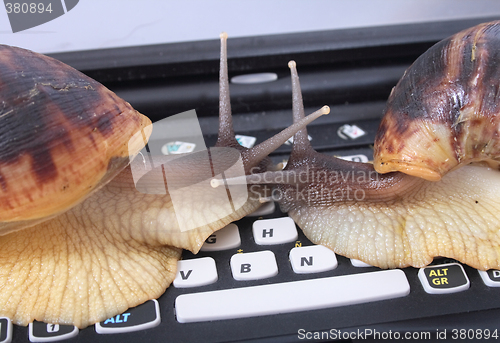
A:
[[4, 112, 500, 343], [175, 220, 410, 323], [6, 17, 500, 342]]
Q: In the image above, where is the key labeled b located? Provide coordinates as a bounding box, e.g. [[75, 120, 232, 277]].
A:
[[230, 251, 278, 281]]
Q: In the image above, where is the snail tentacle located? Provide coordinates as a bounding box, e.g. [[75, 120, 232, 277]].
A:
[[0, 32, 329, 328], [268, 50, 500, 271], [216, 32, 238, 148]]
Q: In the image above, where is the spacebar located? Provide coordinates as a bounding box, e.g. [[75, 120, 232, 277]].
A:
[[175, 269, 409, 323]]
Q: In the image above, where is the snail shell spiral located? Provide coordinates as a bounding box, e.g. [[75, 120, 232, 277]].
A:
[[374, 20, 500, 181]]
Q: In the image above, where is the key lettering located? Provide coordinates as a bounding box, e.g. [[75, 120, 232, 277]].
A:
[[432, 277, 448, 285], [241, 264, 251, 273], [180, 270, 193, 280], [494, 270, 500, 278], [262, 228, 274, 238], [428, 268, 450, 287], [47, 324, 59, 333], [103, 313, 131, 325], [301, 256, 313, 266], [429, 268, 448, 277], [206, 235, 217, 244]]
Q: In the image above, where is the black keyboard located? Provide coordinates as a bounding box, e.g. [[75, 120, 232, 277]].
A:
[[6, 16, 500, 343]]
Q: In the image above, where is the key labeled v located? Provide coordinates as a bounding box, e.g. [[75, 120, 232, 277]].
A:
[[180, 270, 193, 280]]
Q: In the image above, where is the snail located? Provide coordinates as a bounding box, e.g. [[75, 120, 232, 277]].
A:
[[237, 20, 500, 271], [373, 20, 500, 181], [0, 33, 328, 328]]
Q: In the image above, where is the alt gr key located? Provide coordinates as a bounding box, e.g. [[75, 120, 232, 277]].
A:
[[418, 263, 469, 294]]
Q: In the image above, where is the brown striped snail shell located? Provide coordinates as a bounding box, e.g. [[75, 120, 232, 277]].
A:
[[0, 34, 326, 328], [245, 21, 500, 271], [374, 20, 500, 181], [0, 44, 151, 233]]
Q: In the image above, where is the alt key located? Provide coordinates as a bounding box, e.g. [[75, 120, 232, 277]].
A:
[[96, 299, 161, 334], [418, 263, 470, 294]]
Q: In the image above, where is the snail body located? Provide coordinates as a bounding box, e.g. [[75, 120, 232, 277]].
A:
[[0, 35, 327, 327], [246, 21, 500, 271]]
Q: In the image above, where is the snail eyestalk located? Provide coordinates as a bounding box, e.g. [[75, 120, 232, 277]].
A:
[[216, 31, 238, 147], [210, 178, 225, 188], [288, 59, 311, 152], [240, 106, 329, 172]]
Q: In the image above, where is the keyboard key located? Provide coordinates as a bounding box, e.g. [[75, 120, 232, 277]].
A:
[[174, 257, 218, 288], [418, 263, 470, 294], [478, 270, 500, 287], [338, 154, 369, 163], [175, 269, 410, 323], [29, 322, 78, 342], [246, 201, 276, 217], [351, 259, 373, 267], [289, 245, 338, 274], [0, 318, 12, 343], [230, 250, 278, 281], [338, 124, 366, 140], [252, 217, 298, 245], [235, 134, 257, 148], [95, 300, 161, 334], [200, 223, 241, 251]]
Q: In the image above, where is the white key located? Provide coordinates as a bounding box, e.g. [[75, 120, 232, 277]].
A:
[[252, 217, 297, 245], [200, 223, 241, 251], [246, 201, 276, 217], [479, 270, 500, 287], [173, 257, 218, 288], [289, 245, 337, 274], [338, 154, 369, 163], [230, 251, 278, 281], [338, 124, 366, 140], [175, 269, 410, 323], [0, 318, 12, 343], [351, 259, 373, 267], [235, 135, 257, 148]]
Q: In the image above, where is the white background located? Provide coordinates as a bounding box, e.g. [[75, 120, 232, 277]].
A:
[[1, 0, 500, 54]]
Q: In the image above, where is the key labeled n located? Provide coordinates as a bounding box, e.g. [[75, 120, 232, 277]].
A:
[[301, 256, 313, 266]]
